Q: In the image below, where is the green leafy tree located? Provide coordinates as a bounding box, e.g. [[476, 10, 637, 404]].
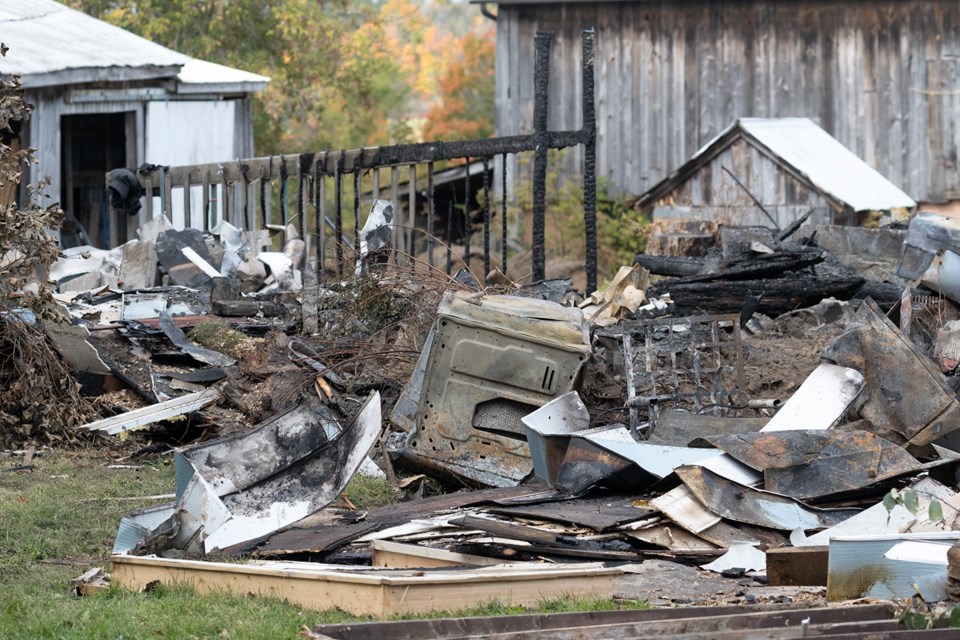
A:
[[66, 0, 408, 153]]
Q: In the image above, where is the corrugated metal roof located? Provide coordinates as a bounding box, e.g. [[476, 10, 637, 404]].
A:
[[737, 118, 916, 212], [0, 0, 267, 93], [638, 117, 916, 213]]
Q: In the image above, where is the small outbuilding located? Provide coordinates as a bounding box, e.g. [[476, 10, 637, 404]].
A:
[[634, 117, 916, 230], [1, 0, 268, 247]]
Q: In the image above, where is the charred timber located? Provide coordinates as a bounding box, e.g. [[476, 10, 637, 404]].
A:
[[633, 254, 706, 277], [651, 274, 865, 316], [666, 250, 825, 284]]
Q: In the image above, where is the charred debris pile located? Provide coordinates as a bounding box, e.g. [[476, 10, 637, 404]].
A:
[[16, 204, 960, 615]]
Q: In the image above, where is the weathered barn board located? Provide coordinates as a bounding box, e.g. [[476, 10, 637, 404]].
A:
[[491, 0, 960, 203], [656, 139, 837, 227]]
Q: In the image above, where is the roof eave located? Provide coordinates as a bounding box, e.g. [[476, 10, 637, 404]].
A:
[[17, 64, 184, 90], [175, 81, 269, 95], [634, 124, 743, 211]]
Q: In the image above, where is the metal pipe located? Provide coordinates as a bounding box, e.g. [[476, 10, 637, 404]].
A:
[[335, 151, 344, 278], [482, 156, 491, 277], [279, 155, 288, 225], [318, 151, 327, 275], [479, 2, 497, 21], [501, 153, 508, 275], [259, 170, 267, 230], [463, 156, 472, 272], [240, 163, 250, 231], [427, 161, 435, 269], [446, 200, 453, 275], [407, 164, 416, 271], [748, 399, 783, 409], [390, 166, 399, 266], [353, 153, 362, 257]]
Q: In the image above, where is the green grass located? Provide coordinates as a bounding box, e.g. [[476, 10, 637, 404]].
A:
[[0, 452, 646, 639], [340, 473, 397, 509], [186, 320, 253, 359]]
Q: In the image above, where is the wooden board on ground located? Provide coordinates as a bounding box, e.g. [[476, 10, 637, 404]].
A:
[[371, 540, 506, 568], [110, 555, 617, 617], [766, 546, 828, 586]]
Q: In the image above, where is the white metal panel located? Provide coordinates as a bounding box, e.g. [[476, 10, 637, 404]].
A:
[[740, 118, 918, 212], [145, 101, 237, 229]]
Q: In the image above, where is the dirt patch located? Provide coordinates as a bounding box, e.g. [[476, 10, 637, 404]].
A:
[[742, 305, 861, 400]]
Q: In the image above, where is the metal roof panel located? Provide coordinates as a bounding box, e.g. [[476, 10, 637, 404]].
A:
[[738, 118, 916, 212]]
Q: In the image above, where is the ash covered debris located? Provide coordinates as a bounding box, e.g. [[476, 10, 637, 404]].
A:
[[14, 149, 960, 614]]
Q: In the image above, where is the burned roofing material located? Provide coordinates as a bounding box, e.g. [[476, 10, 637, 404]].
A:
[[635, 117, 916, 218]]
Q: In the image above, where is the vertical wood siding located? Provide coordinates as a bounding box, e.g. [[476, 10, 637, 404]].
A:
[[496, 0, 960, 203], [653, 138, 840, 227]]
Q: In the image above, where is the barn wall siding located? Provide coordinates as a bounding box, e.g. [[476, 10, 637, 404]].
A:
[[496, 0, 960, 203]]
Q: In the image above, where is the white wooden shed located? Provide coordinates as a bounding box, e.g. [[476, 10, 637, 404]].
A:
[[1, 0, 268, 247]]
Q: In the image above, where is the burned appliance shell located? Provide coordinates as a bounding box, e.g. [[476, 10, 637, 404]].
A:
[[399, 292, 591, 487]]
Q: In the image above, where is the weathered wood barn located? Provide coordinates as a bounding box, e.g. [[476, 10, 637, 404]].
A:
[[1, 0, 268, 248], [483, 0, 960, 206]]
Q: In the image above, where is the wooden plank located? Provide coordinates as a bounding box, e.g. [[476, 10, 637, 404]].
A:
[[448, 515, 564, 546], [308, 603, 897, 640], [371, 540, 505, 569], [766, 546, 829, 586], [110, 555, 617, 617]]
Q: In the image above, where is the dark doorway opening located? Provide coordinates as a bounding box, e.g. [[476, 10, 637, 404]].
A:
[[60, 112, 133, 248]]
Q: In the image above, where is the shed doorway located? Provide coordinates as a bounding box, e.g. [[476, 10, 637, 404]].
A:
[[60, 112, 135, 248]]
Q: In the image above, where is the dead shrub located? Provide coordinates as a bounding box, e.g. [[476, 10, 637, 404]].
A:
[[0, 314, 99, 450]]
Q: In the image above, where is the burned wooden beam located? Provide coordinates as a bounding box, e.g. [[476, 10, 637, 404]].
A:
[[633, 254, 705, 277], [665, 250, 825, 284], [650, 274, 864, 316]]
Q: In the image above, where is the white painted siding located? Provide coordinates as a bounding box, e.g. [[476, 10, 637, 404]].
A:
[[145, 101, 237, 229]]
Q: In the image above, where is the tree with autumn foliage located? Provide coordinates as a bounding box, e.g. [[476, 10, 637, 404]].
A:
[[421, 29, 496, 141]]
